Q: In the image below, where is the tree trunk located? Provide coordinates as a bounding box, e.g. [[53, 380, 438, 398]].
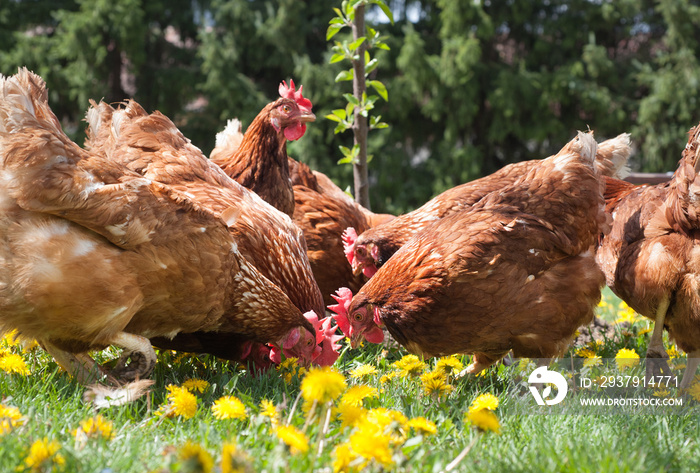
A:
[[352, 4, 370, 210]]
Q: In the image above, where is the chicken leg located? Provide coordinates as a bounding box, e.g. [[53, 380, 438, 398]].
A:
[[42, 342, 109, 384], [645, 296, 672, 382], [457, 351, 509, 378], [679, 350, 700, 392]]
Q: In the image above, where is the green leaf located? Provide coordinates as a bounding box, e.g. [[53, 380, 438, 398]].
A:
[[375, 41, 391, 51], [349, 37, 366, 51], [369, 80, 388, 101], [335, 70, 354, 82], [337, 155, 354, 165], [329, 17, 345, 25], [329, 53, 346, 64], [325, 113, 342, 123], [332, 108, 347, 120], [371, 121, 389, 129], [344, 93, 360, 106], [366, 153, 374, 164], [371, 0, 394, 24], [365, 58, 378, 74], [326, 24, 343, 41], [339, 145, 352, 156], [333, 7, 343, 18]]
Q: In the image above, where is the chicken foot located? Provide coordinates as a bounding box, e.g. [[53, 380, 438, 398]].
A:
[[109, 332, 157, 382], [645, 296, 672, 382], [679, 350, 700, 392]]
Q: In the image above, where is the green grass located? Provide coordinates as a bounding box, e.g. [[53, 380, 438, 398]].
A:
[[1, 288, 699, 473]]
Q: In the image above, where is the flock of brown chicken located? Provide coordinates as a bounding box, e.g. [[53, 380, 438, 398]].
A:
[[1, 68, 699, 395]]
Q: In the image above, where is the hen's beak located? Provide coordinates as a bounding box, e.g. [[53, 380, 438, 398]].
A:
[[350, 332, 363, 349], [350, 261, 364, 277], [295, 109, 316, 123]]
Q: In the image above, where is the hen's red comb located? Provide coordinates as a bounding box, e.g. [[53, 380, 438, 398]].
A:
[[328, 287, 353, 337], [342, 227, 358, 265], [279, 79, 313, 112]]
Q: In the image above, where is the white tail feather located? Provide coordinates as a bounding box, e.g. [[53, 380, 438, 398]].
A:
[[597, 133, 632, 179], [210, 118, 244, 161]]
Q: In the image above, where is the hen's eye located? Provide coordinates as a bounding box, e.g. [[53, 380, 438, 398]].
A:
[[306, 338, 313, 346], [282, 105, 291, 113], [353, 313, 363, 321]]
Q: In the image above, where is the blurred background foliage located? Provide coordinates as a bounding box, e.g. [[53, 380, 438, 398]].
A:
[[1, 0, 699, 213]]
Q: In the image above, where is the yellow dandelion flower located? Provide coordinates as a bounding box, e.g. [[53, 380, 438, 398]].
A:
[[221, 442, 252, 473], [349, 422, 393, 469], [615, 348, 640, 371], [470, 393, 499, 411], [653, 388, 671, 398], [687, 383, 700, 402], [182, 378, 210, 393], [516, 358, 534, 373], [598, 300, 609, 309], [350, 364, 378, 379], [300, 366, 347, 404], [0, 353, 30, 375], [0, 404, 25, 435], [340, 385, 378, 407], [21, 438, 65, 471], [277, 357, 299, 372], [667, 345, 680, 359], [392, 354, 426, 377], [615, 303, 639, 324], [379, 370, 400, 384], [435, 356, 464, 376], [407, 417, 437, 436], [638, 327, 652, 336], [212, 395, 247, 420], [274, 425, 309, 454], [583, 355, 602, 368], [365, 408, 407, 439], [74, 415, 114, 440], [178, 441, 213, 473], [166, 385, 198, 419], [336, 404, 367, 429], [465, 408, 500, 433], [332, 443, 358, 473], [260, 399, 278, 423], [420, 370, 453, 397], [575, 347, 596, 358]]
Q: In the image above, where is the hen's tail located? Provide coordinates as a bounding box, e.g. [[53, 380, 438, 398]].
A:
[[663, 123, 700, 231], [596, 133, 631, 179], [210, 118, 244, 162], [0, 68, 82, 170]]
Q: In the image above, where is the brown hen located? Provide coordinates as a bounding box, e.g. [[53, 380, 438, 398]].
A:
[[82, 98, 332, 364], [0, 69, 317, 383], [210, 80, 315, 218], [597, 124, 700, 390], [333, 132, 607, 374]]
